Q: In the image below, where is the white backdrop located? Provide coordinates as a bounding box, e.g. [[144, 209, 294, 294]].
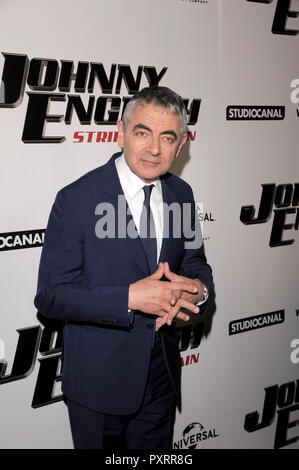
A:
[[0, 0, 298, 449]]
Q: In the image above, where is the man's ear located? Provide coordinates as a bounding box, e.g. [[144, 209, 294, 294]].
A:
[[117, 120, 124, 149], [175, 132, 188, 158]]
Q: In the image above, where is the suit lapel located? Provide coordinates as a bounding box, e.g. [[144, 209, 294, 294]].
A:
[[100, 153, 151, 277], [100, 154, 182, 274]]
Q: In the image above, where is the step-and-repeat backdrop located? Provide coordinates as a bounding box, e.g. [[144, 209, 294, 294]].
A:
[[0, 0, 298, 449]]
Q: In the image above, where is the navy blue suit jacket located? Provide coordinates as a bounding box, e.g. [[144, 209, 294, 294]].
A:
[[34, 152, 213, 415]]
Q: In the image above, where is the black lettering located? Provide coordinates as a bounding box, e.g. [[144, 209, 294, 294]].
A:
[[94, 96, 121, 125], [240, 184, 275, 224], [115, 65, 142, 95], [58, 61, 89, 92], [143, 66, 168, 87], [120, 96, 132, 119], [176, 323, 204, 352], [244, 385, 278, 432], [272, 0, 299, 35], [191, 322, 204, 349], [0, 53, 29, 107], [39, 323, 63, 356], [0, 327, 41, 384], [177, 325, 192, 352], [31, 355, 63, 408], [183, 99, 201, 126], [292, 183, 299, 206], [65, 94, 95, 125], [274, 184, 293, 208], [274, 404, 299, 448], [278, 381, 295, 408], [27, 58, 59, 91], [269, 208, 296, 247], [88, 63, 116, 94], [22, 92, 66, 143]]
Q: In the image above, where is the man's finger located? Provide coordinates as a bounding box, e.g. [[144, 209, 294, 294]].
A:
[[170, 289, 181, 305], [149, 262, 164, 280], [171, 281, 198, 294], [165, 302, 182, 326], [176, 298, 200, 314], [156, 311, 190, 329], [163, 262, 178, 282]]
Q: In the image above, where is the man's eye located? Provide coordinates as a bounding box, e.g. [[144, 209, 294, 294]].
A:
[[136, 131, 147, 137], [163, 136, 175, 144]]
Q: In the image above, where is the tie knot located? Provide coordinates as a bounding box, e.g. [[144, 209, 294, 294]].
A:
[[143, 184, 154, 203]]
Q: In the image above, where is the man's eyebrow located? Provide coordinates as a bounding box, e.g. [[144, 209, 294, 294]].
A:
[[160, 130, 178, 140], [132, 123, 152, 133], [132, 124, 178, 141]]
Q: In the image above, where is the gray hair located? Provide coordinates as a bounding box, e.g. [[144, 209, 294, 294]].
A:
[[122, 86, 188, 137]]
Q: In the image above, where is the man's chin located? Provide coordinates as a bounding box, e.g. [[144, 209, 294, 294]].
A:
[[136, 166, 163, 182]]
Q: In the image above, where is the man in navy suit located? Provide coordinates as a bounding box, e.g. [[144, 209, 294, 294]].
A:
[[34, 86, 213, 449]]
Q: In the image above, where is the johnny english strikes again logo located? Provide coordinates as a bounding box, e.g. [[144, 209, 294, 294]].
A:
[[247, 0, 299, 35], [0, 321, 201, 408], [240, 183, 299, 247], [0, 53, 201, 143], [244, 379, 299, 448]]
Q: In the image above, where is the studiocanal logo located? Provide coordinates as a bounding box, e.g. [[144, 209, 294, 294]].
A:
[[240, 183, 299, 247], [0, 229, 44, 252], [229, 309, 284, 335], [226, 105, 285, 120], [173, 422, 219, 449]]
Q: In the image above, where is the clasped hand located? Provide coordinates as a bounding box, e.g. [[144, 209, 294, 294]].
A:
[[128, 262, 204, 328]]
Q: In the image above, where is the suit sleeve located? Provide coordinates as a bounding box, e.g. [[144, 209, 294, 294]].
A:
[[178, 190, 214, 314], [34, 190, 131, 327]]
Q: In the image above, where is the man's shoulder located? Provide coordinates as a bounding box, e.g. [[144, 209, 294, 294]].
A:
[[57, 152, 120, 199], [162, 171, 193, 198]]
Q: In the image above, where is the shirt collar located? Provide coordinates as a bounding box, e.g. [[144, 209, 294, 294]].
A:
[[115, 153, 162, 199]]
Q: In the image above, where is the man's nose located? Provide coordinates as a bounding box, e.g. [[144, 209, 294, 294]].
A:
[[148, 135, 161, 157]]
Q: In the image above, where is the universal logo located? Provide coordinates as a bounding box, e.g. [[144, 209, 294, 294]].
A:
[[244, 378, 299, 448], [229, 309, 284, 335], [226, 105, 285, 120], [246, 0, 299, 36], [173, 422, 219, 449], [0, 53, 201, 143], [240, 183, 299, 247], [0, 229, 44, 252], [196, 202, 215, 242]]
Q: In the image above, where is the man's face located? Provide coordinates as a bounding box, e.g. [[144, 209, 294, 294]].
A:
[[117, 102, 187, 182]]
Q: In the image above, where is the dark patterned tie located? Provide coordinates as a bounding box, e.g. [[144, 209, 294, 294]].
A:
[[139, 185, 157, 274]]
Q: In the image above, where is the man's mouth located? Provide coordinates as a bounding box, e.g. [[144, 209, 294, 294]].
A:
[[141, 159, 161, 166]]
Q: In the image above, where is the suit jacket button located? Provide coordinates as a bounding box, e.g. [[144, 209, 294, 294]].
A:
[[146, 323, 153, 330]]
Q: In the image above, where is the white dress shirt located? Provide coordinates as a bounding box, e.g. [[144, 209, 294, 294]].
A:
[[115, 153, 163, 264], [115, 153, 208, 308]]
